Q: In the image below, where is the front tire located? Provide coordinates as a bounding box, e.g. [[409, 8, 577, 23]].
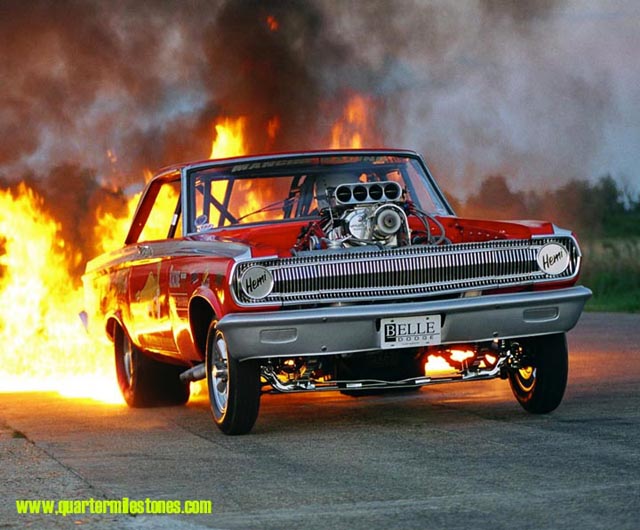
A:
[[114, 325, 190, 407], [508, 333, 568, 414], [206, 322, 261, 435]]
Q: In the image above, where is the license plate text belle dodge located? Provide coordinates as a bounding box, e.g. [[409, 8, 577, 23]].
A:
[[380, 315, 442, 349]]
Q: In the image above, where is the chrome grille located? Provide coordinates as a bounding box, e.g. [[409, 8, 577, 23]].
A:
[[232, 236, 581, 306]]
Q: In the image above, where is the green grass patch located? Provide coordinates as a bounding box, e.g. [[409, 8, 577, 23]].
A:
[[580, 238, 640, 313]]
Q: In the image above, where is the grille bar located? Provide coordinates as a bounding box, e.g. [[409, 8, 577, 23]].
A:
[[233, 236, 581, 306]]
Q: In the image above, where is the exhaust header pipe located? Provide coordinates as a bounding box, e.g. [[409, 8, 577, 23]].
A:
[[180, 363, 206, 383]]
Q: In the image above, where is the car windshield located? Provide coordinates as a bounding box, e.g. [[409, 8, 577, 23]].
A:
[[186, 154, 450, 232]]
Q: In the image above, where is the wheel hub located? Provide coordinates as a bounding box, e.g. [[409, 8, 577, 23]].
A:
[[211, 336, 230, 414], [123, 337, 134, 386]]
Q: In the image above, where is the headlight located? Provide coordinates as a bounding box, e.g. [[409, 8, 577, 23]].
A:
[[536, 243, 570, 275], [239, 266, 274, 300]]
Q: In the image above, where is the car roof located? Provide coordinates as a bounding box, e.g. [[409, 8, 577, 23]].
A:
[[153, 148, 420, 177]]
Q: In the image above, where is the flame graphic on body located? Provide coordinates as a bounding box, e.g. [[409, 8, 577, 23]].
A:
[[0, 101, 375, 403]]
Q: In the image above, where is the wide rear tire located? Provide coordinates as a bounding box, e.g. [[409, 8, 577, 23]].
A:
[[114, 325, 190, 407], [508, 333, 568, 414], [206, 322, 261, 435]]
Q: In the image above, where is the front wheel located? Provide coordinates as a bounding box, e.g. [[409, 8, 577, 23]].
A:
[[508, 333, 568, 414], [206, 322, 261, 435]]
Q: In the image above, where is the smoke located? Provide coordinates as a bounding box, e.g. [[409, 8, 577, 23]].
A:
[[323, 0, 639, 194], [0, 0, 638, 258]]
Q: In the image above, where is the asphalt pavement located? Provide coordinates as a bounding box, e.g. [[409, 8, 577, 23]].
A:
[[1, 312, 639, 529]]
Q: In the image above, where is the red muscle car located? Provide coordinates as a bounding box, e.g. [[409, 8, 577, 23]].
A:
[[83, 150, 591, 434]]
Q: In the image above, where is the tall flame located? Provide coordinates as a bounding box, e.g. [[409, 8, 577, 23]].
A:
[[94, 193, 141, 255], [0, 102, 375, 404], [0, 184, 122, 402], [210, 117, 248, 159], [330, 94, 374, 149]]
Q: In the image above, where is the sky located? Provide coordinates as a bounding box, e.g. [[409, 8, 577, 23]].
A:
[[1, 0, 638, 197]]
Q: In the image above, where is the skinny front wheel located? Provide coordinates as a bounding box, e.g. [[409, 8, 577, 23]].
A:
[[509, 333, 568, 414], [206, 322, 260, 434]]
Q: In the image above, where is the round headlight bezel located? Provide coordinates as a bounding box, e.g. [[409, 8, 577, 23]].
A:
[[536, 243, 570, 276], [238, 265, 274, 300]]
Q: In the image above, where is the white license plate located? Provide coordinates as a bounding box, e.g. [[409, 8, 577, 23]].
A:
[[379, 315, 441, 349]]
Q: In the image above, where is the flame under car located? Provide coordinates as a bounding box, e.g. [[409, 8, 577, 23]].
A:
[[83, 150, 591, 434]]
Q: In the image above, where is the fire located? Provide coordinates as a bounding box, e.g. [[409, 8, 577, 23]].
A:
[[94, 170, 177, 254], [208, 116, 278, 224], [266, 15, 279, 32], [424, 349, 475, 377], [0, 184, 122, 403], [0, 101, 375, 404], [450, 349, 475, 363], [330, 94, 375, 149], [424, 355, 456, 376], [267, 115, 280, 144], [0, 170, 181, 403], [94, 192, 140, 254], [210, 116, 248, 159]]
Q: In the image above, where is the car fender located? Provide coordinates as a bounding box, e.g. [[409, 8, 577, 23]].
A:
[[188, 285, 224, 360], [104, 309, 125, 343]]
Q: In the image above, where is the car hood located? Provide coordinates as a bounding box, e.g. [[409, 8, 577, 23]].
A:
[[192, 217, 558, 258]]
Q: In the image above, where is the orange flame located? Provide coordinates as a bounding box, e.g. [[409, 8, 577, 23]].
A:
[[210, 116, 248, 159], [0, 101, 375, 404], [207, 116, 280, 224], [94, 193, 140, 255], [424, 355, 456, 376], [450, 349, 475, 363], [266, 15, 279, 32], [93, 170, 155, 255], [330, 94, 374, 149], [424, 349, 475, 377], [267, 115, 280, 144], [0, 184, 122, 403]]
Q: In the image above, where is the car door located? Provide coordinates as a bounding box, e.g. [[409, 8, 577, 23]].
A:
[[125, 176, 182, 355]]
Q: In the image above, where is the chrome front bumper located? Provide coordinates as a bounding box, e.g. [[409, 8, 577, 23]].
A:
[[217, 286, 592, 361]]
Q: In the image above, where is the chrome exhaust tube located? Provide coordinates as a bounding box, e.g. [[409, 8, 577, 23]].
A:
[[180, 363, 206, 383]]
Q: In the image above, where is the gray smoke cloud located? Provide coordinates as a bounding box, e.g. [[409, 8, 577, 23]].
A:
[[326, 0, 639, 195], [1, 0, 638, 199]]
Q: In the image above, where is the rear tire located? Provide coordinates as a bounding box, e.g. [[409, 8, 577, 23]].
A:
[[114, 325, 190, 407], [508, 333, 568, 414], [206, 321, 261, 435]]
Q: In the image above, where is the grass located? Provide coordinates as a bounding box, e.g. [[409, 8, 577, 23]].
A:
[[580, 238, 640, 313]]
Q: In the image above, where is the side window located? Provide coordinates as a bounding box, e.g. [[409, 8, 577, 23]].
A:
[[227, 177, 285, 224], [401, 163, 448, 215], [138, 180, 182, 242], [194, 177, 229, 229]]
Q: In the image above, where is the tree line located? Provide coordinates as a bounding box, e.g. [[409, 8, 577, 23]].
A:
[[455, 174, 640, 239]]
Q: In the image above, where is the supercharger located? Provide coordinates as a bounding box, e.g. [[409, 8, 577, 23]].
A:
[[320, 181, 411, 249]]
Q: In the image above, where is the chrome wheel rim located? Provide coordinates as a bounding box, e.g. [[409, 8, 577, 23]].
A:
[[515, 366, 536, 392], [211, 334, 230, 415], [122, 335, 134, 387]]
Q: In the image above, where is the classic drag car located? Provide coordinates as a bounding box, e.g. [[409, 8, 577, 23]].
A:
[[83, 150, 591, 434]]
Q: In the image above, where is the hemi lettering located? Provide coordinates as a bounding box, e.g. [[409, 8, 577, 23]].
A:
[[543, 250, 565, 269], [245, 273, 267, 293]]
